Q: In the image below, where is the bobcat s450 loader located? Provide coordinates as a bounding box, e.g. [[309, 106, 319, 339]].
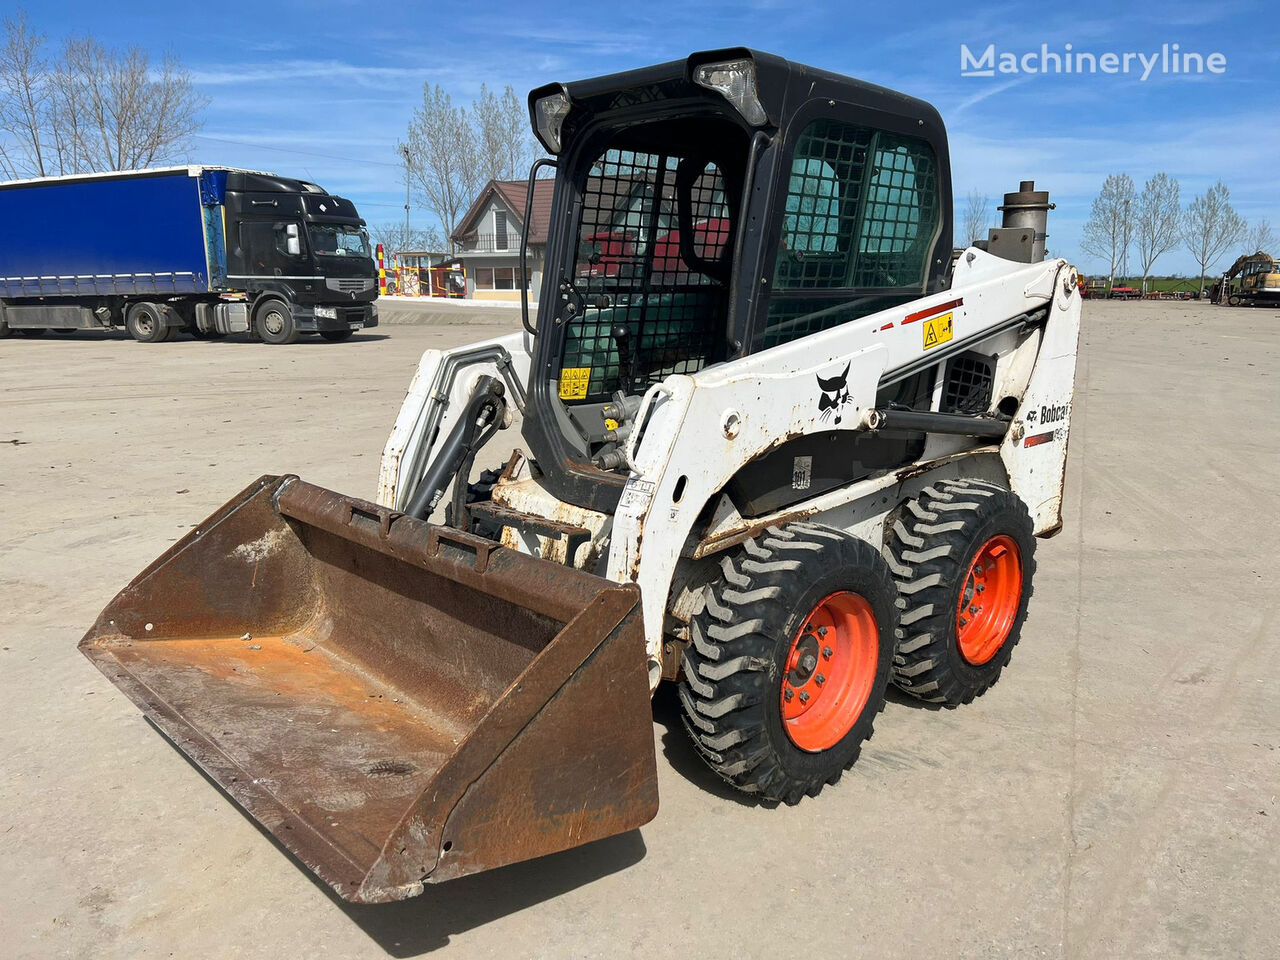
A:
[[81, 49, 1081, 904]]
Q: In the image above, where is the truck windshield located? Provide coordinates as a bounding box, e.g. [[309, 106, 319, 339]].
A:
[[309, 223, 370, 258]]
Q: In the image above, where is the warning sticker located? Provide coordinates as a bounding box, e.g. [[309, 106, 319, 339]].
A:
[[558, 367, 591, 400], [923, 312, 953, 350]]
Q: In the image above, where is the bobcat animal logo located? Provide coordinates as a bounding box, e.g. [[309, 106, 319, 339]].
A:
[[816, 363, 851, 425]]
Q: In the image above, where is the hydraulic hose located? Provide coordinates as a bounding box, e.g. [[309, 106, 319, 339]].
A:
[[404, 376, 505, 521]]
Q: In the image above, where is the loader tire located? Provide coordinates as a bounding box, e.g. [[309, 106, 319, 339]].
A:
[[678, 522, 896, 805], [885, 479, 1035, 706]]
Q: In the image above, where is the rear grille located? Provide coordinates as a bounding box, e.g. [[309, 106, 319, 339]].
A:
[[942, 354, 994, 414]]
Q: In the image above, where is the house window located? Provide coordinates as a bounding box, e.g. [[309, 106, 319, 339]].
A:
[[473, 266, 528, 290], [494, 210, 508, 250]]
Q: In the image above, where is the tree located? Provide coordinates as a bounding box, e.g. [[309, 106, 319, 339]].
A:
[[961, 190, 990, 247], [1134, 173, 1181, 293], [0, 10, 205, 177], [1182, 181, 1245, 297], [1245, 219, 1276, 255], [473, 83, 537, 182], [403, 85, 484, 244], [0, 10, 49, 177], [369, 221, 445, 257], [1080, 173, 1136, 293]]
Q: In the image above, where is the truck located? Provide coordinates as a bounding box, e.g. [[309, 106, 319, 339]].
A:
[[0, 166, 378, 344], [81, 50, 1081, 904]]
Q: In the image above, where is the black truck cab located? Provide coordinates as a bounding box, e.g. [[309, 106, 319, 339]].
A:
[[224, 172, 378, 342]]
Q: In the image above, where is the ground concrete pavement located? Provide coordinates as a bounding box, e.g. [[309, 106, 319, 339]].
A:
[[0, 298, 1275, 958]]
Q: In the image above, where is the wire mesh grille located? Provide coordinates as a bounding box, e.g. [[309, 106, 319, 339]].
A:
[[941, 354, 994, 414], [764, 119, 940, 349], [561, 148, 731, 401]]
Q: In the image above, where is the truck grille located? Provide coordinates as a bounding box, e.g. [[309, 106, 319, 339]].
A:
[[326, 277, 374, 294]]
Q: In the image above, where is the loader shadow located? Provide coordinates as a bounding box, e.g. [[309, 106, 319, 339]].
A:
[[338, 831, 647, 956], [883, 686, 947, 711], [156, 720, 648, 957], [649, 683, 777, 808]]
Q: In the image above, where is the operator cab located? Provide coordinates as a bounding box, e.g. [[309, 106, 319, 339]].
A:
[[524, 49, 951, 513]]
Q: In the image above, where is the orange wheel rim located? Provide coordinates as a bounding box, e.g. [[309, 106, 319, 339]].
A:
[[780, 592, 879, 752], [956, 535, 1023, 665]]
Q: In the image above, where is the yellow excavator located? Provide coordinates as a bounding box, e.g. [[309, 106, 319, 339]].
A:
[[1214, 251, 1280, 306]]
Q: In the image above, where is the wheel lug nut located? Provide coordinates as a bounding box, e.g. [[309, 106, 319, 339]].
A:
[[799, 691, 810, 703], [969, 605, 979, 614], [959, 617, 968, 627], [976, 584, 986, 593], [822, 646, 833, 659], [784, 688, 793, 701], [815, 673, 826, 685], [817, 626, 829, 637]]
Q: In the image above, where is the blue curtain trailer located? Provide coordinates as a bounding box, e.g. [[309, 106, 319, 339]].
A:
[[0, 166, 378, 344]]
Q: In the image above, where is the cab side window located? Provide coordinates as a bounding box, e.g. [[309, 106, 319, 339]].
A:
[[764, 118, 939, 348]]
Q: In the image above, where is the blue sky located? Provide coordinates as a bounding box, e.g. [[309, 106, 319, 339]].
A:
[[20, 0, 1278, 275]]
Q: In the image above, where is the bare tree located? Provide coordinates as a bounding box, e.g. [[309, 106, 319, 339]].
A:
[[1, 12, 205, 177], [1134, 173, 1181, 293], [474, 84, 536, 182], [60, 39, 205, 171], [1182, 181, 1245, 297], [369, 221, 444, 257], [1081, 173, 1136, 293], [1245, 219, 1276, 254], [961, 190, 990, 247], [0, 10, 49, 177], [403, 85, 484, 244]]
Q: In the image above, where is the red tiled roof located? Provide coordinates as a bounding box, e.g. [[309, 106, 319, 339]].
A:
[[453, 178, 556, 244]]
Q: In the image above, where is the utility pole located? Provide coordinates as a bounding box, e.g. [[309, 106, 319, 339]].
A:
[[401, 145, 412, 244]]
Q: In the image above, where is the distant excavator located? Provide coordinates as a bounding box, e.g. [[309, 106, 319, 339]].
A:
[[1212, 252, 1280, 306]]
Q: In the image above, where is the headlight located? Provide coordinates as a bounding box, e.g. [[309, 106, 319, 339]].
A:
[[534, 90, 571, 154], [314, 306, 337, 319], [693, 58, 768, 126]]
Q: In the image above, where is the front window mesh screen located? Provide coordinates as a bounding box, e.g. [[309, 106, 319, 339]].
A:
[[765, 119, 939, 348], [560, 148, 731, 402]]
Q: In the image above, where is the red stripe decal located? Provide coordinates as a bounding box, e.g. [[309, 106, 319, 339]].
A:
[[878, 322, 894, 331], [1023, 430, 1056, 447], [901, 297, 963, 325]]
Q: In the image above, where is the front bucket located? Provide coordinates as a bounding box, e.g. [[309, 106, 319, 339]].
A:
[[80, 475, 658, 903]]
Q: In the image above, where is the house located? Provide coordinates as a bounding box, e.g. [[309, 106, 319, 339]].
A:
[[451, 179, 555, 301]]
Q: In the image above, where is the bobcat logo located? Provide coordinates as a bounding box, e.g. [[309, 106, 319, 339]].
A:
[[816, 363, 851, 424]]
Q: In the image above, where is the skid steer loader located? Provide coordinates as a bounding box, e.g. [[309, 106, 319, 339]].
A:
[[82, 49, 1081, 904]]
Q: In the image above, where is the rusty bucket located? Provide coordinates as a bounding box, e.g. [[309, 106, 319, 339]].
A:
[[80, 476, 658, 903]]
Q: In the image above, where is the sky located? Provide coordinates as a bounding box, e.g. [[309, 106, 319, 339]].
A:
[[15, 0, 1279, 276]]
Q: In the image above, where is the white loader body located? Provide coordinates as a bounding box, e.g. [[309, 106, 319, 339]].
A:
[[379, 248, 1082, 685]]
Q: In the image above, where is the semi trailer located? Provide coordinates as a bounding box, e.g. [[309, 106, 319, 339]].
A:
[[0, 166, 378, 344]]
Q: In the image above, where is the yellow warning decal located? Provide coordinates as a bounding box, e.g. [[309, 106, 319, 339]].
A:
[[558, 367, 591, 400], [923, 312, 953, 350]]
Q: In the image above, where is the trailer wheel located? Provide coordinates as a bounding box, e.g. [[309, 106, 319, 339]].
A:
[[319, 329, 354, 342], [254, 299, 299, 345], [678, 522, 896, 804], [885, 479, 1036, 706], [126, 303, 174, 343]]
